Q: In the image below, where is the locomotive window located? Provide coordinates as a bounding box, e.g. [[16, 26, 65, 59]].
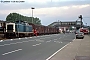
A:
[[7, 25, 13, 30]]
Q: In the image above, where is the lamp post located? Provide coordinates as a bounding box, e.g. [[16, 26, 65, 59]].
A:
[[86, 23, 87, 26], [31, 7, 35, 23]]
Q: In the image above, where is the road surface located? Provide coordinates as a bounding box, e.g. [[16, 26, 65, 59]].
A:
[[0, 33, 75, 60]]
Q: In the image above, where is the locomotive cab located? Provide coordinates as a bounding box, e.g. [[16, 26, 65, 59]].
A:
[[6, 23, 15, 33], [5, 23, 16, 38]]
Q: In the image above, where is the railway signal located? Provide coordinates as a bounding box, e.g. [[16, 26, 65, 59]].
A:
[[79, 15, 83, 28]]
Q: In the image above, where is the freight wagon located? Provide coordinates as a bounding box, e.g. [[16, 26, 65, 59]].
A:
[[29, 23, 59, 35], [29, 23, 53, 35]]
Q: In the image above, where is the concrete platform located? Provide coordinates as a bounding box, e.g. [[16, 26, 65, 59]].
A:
[[50, 35, 90, 60]]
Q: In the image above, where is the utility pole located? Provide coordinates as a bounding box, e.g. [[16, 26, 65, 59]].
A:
[[79, 15, 82, 28], [31, 7, 35, 23]]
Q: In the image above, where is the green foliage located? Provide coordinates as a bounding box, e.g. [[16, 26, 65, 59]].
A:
[[6, 13, 41, 25]]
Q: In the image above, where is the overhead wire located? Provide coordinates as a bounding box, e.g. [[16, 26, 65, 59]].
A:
[[83, 17, 90, 18], [76, 18, 79, 21], [82, 18, 87, 25], [82, 17, 90, 26]]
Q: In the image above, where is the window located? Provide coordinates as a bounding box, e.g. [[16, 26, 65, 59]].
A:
[[7, 25, 13, 30]]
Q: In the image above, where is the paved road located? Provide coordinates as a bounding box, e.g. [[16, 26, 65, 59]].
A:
[[50, 35, 90, 60], [0, 33, 75, 60]]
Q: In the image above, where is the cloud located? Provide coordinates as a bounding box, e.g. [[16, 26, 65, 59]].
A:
[[79, 4, 90, 8], [25, 0, 49, 3], [0, 0, 90, 10], [0, 4, 90, 17], [37, 4, 90, 25], [0, 14, 7, 20], [0, 0, 90, 25]]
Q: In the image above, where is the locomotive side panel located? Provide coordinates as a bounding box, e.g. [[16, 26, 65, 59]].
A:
[[16, 24, 24, 32], [25, 25, 33, 32], [16, 21, 33, 37]]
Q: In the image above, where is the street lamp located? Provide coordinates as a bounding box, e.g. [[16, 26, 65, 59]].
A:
[[31, 7, 35, 23]]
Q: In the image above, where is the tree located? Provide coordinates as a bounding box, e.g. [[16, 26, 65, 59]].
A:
[[33, 17, 41, 25], [6, 13, 41, 25]]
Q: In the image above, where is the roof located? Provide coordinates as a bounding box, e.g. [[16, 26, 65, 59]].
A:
[[0, 20, 5, 22], [48, 21, 77, 26]]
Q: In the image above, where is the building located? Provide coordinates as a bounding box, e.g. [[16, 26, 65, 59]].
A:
[[0, 20, 6, 27], [0, 20, 10, 27], [48, 20, 83, 32]]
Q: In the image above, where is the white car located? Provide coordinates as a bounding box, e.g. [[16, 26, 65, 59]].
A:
[[75, 31, 84, 39]]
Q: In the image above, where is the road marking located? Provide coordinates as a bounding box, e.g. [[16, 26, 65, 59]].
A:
[[55, 41, 58, 43], [23, 40, 34, 42], [25, 37, 28, 39], [0, 45, 4, 46], [29, 40, 35, 41], [35, 40, 44, 42], [2, 49, 22, 55], [54, 41, 62, 43], [33, 36, 37, 38], [3, 38, 23, 42], [29, 37, 32, 38], [0, 40, 3, 42], [32, 45, 36, 46], [46, 41, 72, 60], [72, 39, 76, 42], [4, 44, 11, 45], [40, 38, 45, 39], [0, 40, 34, 46], [36, 43, 41, 45], [37, 36, 40, 37], [54, 39, 57, 40], [17, 42, 23, 44], [19, 38, 21, 39], [11, 39, 13, 40], [32, 43, 41, 46], [46, 40, 51, 42], [10, 43, 17, 44]]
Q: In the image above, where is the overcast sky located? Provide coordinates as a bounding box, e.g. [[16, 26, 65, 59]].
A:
[[0, 0, 90, 26]]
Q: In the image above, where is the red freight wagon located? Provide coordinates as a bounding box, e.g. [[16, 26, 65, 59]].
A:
[[29, 23, 59, 36]]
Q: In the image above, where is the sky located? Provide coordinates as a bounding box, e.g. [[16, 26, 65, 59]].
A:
[[0, 0, 90, 26]]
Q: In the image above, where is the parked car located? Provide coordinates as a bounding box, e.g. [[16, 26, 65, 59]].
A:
[[75, 30, 84, 39], [80, 28, 89, 34]]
